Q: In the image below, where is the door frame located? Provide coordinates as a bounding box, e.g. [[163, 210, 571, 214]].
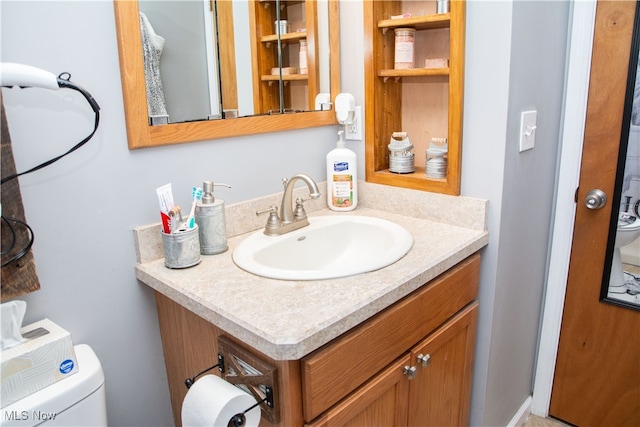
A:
[[530, 0, 597, 417]]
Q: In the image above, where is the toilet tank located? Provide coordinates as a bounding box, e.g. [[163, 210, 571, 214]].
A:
[[1, 344, 107, 427]]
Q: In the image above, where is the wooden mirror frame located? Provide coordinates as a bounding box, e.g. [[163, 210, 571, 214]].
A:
[[113, 0, 341, 149]]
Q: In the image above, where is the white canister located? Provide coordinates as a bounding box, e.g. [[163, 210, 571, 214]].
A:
[[437, 0, 450, 14], [394, 28, 415, 70], [274, 20, 288, 35]]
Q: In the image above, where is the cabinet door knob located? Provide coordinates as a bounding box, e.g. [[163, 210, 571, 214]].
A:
[[403, 365, 418, 380], [417, 353, 431, 367]]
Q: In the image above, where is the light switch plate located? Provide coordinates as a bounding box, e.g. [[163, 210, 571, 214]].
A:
[[519, 110, 537, 152]]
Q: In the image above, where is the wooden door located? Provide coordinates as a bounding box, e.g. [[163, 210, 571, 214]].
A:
[[305, 355, 410, 427], [407, 303, 478, 427], [550, 1, 640, 425]]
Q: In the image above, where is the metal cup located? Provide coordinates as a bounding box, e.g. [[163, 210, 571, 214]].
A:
[[161, 225, 201, 268]]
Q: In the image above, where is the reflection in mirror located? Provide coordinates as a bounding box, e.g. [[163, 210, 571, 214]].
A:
[[603, 27, 640, 310], [137, 0, 333, 122], [229, 1, 254, 116], [138, 1, 221, 124], [250, 0, 332, 115], [139, 12, 169, 123], [113, 0, 340, 148]]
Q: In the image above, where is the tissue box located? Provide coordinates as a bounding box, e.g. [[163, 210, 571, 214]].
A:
[[1, 319, 78, 408]]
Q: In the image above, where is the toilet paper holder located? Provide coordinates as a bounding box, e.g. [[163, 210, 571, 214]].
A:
[[227, 387, 274, 427], [184, 336, 279, 424], [184, 353, 225, 389]]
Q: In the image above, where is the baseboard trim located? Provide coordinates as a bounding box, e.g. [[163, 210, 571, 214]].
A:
[[508, 396, 532, 427]]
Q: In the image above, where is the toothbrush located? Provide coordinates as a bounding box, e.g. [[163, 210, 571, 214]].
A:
[[186, 187, 203, 229]]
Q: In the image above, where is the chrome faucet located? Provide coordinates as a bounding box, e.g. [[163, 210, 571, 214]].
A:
[[257, 174, 321, 236]]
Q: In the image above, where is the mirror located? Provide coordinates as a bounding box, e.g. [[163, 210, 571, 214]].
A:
[[601, 14, 640, 311], [113, 0, 340, 149]]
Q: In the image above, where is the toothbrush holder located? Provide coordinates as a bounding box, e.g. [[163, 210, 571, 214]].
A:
[[161, 225, 201, 269]]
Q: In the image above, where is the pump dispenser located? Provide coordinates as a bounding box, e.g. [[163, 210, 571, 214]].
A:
[[194, 180, 231, 255], [326, 130, 357, 211]]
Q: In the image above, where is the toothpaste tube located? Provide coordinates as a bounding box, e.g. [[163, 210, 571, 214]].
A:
[[156, 183, 174, 233]]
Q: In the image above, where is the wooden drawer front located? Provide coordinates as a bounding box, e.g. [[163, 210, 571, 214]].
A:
[[305, 354, 411, 427], [301, 254, 480, 421]]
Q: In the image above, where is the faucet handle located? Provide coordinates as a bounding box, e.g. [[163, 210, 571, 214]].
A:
[[256, 205, 279, 223], [294, 197, 308, 221], [256, 205, 277, 216], [256, 205, 281, 235]]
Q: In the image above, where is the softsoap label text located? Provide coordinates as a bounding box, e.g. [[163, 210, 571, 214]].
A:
[[333, 162, 349, 172]]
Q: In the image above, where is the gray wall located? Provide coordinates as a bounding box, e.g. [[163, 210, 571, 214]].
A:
[[463, 1, 571, 426], [1, 1, 571, 426], [462, 0, 513, 423], [490, 2, 570, 425]]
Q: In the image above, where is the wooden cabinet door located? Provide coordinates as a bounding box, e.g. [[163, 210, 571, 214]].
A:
[[407, 302, 478, 427], [306, 355, 411, 427]]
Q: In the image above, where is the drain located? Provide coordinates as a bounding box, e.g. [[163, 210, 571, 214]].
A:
[[297, 236, 307, 242]]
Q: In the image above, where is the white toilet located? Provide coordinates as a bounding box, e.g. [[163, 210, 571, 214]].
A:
[[1, 344, 108, 427], [611, 213, 640, 287]]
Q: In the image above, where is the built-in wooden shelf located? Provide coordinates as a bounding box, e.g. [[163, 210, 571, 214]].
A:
[[261, 31, 307, 44], [364, 0, 465, 195], [261, 74, 308, 83], [378, 68, 450, 80], [377, 13, 450, 32]]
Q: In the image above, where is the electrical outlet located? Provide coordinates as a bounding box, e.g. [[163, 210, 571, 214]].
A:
[[345, 106, 362, 140]]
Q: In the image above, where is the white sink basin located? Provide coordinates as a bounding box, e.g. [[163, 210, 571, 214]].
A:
[[232, 215, 413, 280]]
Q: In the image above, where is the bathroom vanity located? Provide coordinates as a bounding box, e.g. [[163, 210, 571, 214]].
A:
[[134, 182, 488, 426]]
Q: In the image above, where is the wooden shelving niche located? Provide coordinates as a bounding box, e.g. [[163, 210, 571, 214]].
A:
[[364, 0, 466, 195]]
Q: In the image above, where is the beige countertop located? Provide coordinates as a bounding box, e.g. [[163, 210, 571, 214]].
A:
[[134, 182, 489, 360]]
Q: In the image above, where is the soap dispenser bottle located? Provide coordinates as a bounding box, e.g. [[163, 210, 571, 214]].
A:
[[194, 180, 231, 255], [326, 130, 357, 211]]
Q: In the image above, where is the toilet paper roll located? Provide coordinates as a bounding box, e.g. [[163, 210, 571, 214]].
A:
[[181, 374, 261, 427]]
